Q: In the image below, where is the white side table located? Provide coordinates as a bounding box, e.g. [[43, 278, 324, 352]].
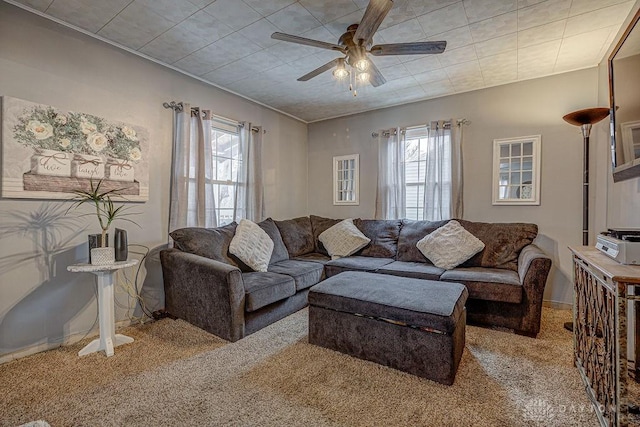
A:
[[67, 259, 138, 357]]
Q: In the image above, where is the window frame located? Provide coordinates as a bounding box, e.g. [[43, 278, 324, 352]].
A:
[[492, 135, 541, 206], [210, 123, 241, 225], [333, 154, 359, 206]]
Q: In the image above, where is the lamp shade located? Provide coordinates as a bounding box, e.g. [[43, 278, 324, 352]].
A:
[[562, 107, 610, 126]]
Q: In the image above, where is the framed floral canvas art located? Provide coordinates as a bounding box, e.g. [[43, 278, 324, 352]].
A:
[[1, 96, 149, 201]]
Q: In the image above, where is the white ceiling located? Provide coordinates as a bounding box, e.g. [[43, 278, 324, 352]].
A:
[[9, 0, 635, 122]]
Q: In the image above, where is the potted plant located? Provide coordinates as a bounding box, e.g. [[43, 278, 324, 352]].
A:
[[68, 179, 138, 265]]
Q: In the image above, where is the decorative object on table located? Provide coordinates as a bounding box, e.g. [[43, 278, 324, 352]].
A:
[[562, 107, 610, 246], [88, 233, 108, 264], [1, 95, 149, 201], [114, 228, 128, 262], [68, 180, 138, 265]]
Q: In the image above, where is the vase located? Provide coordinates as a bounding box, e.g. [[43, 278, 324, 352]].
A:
[[71, 153, 105, 179], [30, 148, 71, 177], [106, 157, 135, 182], [90, 247, 115, 265], [114, 228, 128, 262]]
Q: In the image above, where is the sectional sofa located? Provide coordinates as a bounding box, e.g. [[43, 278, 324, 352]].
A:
[[160, 215, 552, 342]]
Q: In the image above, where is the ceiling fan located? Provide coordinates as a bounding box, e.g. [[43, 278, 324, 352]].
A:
[[271, 0, 446, 93]]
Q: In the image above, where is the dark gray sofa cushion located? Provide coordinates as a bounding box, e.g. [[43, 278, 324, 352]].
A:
[[293, 252, 331, 264], [258, 218, 289, 264], [274, 217, 315, 257], [440, 267, 522, 303], [458, 220, 538, 271], [310, 215, 341, 255], [396, 219, 449, 262], [268, 259, 324, 291], [170, 223, 243, 268], [309, 271, 468, 334], [354, 219, 401, 258], [324, 256, 394, 277], [376, 261, 445, 280], [242, 272, 296, 312]]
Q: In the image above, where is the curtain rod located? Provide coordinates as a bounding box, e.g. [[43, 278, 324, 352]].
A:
[[163, 101, 262, 133], [371, 118, 469, 138]]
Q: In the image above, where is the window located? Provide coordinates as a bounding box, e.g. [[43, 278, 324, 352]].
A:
[[492, 135, 541, 205], [211, 122, 241, 225], [333, 154, 359, 205], [403, 126, 451, 220]]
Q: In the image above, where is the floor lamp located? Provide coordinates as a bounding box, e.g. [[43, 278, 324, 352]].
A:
[[562, 107, 610, 332]]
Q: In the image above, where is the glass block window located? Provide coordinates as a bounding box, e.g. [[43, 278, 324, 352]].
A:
[[333, 154, 359, 205], [492, 135, 541, 205]]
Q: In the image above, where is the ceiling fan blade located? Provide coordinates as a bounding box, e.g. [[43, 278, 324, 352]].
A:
[[370, 41, 447, 56], [354, 0, 393, 45], [367, 59, 386, 87], [297, 59, 340, 81], [271, 32, 346, 53]]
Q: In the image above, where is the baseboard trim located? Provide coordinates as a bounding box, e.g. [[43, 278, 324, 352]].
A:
[[0, 318, 138, 365], [542, 300, 572, 310]]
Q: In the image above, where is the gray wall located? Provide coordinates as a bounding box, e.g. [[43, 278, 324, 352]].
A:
[[0, 3, 308, 359], [308, 69, 601, 305]]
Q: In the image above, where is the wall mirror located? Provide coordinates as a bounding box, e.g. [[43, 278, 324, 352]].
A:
[[609, 9, 640, 182], [492, 135, 541, 205], [333, 154, 359, 205]]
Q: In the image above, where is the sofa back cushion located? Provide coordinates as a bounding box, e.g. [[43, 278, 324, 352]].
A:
[[274, 216, 315, 257], [170, 223, 242, 267], [397, 219, 450, 263], [257, 218, 289, 264], [457, 220, 538, 271], [310, 215, 341, 255], [354, 219, 402, 258]]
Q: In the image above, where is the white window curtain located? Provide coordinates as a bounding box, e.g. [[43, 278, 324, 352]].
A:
[[423, 120, 463, 221], [168, 105, 217, 233], [375, 127, 405, 220], [234, 122, 264, 222]]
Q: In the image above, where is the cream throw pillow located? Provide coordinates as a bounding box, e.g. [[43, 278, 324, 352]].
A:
[[229, 219, 274, 272], [416, 220, 485, 270], [319, 218, 371, 260]]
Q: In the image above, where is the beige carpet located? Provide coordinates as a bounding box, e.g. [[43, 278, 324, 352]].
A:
[[1, 308, 599, 426]]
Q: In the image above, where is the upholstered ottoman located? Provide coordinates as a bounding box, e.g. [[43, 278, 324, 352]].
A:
[[308, 271, 468, 385]]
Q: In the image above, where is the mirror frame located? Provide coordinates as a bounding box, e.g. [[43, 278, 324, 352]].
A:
[[609, 8, 640, 182]]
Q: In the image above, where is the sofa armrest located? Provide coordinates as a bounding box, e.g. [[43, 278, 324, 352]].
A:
[[516, 244, 552, 336], [160, 248, 245, 342]]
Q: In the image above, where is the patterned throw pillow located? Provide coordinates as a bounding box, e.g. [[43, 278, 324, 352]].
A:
[[416, 220, 485, 270], [229, 219, 274, 272], [319, 219, 371, 260]]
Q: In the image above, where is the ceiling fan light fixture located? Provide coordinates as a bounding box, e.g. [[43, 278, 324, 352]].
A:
[[333, 58, 349, 79], [354, 58, 369, 71], [357, 72, 370, 83]]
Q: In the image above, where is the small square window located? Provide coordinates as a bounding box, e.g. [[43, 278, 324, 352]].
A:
[[333, 154, 359, 205], [492, 135, 541, 205]]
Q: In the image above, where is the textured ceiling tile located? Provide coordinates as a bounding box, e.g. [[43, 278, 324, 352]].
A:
[[139, 26, 211, 64], [479, 50, 517, 84], [267, 2, 322, 34], [379, 0, 417, 30], [47, 0, 131, 33], [403, 55, 442, 74], [370, 55, 402, 68], [564, 2, 634, 37], [379, 75, 421, 90], [421, 79, 455, 97], [170, 10, 234, 45], [518, 0, 545, 7], [261, 64, 303, 83], [242, 0, 296, 16], [517, 39, 561, 65], [324, 11, 365, 38], [452, 77, 485, 92], [264, 41, 317, 63], [378, 18, 426, 43], [299, 0, 359, 24], [134, 0, 199, 24], [474, 33, 517, 58], [238, 18, 281, 49], [518, 20, 566, 48], [555, 27, 612, 71], [412, 68, 449, 84], [416, 2, 469, 37], [175, 33, 262, 75], [378, 63, 412, 81], [408, 0, 459, 16], [437, 45, 477, 67], [393, 86, 427, 101], [173, 52, 220, 76], [202, 60, 258, 86], [428, 26, 474, 50], [14, 0, 53, 12], [204, 0, 261, 31], [518, 0, 571, 31], [463, 0, 517, 24], [569, 0, 629, 17], [469, 11, 517, 43], [97, 3, 175, 50], [444, 60, 483, 82]]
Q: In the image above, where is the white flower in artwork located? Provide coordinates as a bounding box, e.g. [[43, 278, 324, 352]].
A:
[[59, 138, 71, 148], [121, 126, 138, 141], [55, 115, 67, 125], [87, 132, 108, 152], [80, 120, 97, 135], [27, 120, 54, 140], [128, 147, 142, 162]]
